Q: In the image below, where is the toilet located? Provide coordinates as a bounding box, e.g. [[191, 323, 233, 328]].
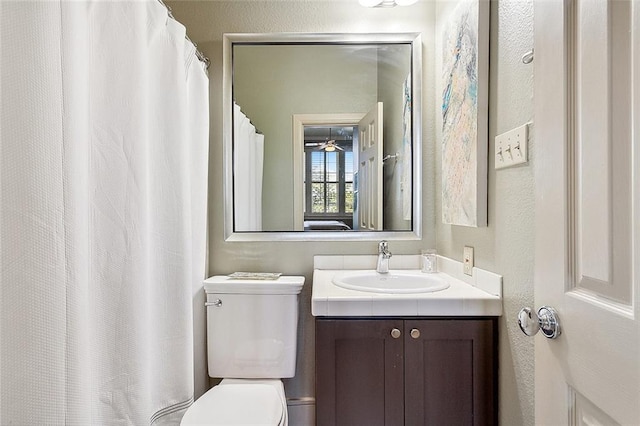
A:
[[181, 275, 305, 425]]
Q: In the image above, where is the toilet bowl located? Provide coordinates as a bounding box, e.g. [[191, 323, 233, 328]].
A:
[[181, 379, 287, 426], [181, 276, 304, 426]]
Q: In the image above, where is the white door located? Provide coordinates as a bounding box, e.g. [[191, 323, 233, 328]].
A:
[[532, 0, 639, 424], [357, 102, 383, 230]]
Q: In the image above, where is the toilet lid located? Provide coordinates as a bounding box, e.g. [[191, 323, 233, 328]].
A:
[[181, 384, 284, 425]]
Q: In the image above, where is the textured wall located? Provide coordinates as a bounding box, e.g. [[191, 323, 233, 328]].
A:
[[434, 1, 535, 424], [166, 0, 438, 413], [167, 0, 534, 424]]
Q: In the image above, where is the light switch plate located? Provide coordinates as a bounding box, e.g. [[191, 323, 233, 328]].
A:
[[495, 123, 528, 169], [463, 246, 474, 276]]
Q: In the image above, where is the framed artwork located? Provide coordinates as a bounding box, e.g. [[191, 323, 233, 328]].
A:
[[441, 0, 489, 227]]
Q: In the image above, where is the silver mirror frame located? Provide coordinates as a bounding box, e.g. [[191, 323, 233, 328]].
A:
[[223, 32, 422, 242]]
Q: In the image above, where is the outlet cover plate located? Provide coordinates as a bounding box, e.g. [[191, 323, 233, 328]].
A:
[[495, 123, 528, 169], [463, 246, 474, 276]]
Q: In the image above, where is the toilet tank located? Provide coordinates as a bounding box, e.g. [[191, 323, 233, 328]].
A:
[[204, 275, 305, 379]]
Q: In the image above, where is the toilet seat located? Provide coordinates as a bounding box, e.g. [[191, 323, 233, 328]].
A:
[[181, 381, 286, 425]]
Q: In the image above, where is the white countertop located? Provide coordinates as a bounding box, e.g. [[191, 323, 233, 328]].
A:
[[311, 255, 503, 317]]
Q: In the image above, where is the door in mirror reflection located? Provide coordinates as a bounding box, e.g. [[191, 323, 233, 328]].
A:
[[299, 102, 384, 232], [357, 102, 383, 231]]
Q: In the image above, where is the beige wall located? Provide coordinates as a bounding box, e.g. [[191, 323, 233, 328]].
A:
[[435, 0, 535, 424], [167, 0, 437, 406], [167, 1, 534, 424]]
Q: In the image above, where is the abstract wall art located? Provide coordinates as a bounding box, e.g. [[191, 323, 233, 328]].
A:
[[441, 0, 489, 227]]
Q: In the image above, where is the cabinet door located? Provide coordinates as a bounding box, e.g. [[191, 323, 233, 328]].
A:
[[404, 319, 497, 425], [316, 319, 404, 426]]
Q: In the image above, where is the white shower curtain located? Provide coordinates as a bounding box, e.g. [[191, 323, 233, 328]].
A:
[[0, 1, 209, 424], [233, 103, 264, 231]]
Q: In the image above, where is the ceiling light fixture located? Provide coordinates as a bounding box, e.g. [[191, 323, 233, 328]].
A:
[[359, 0, 418, 7], [315, 128, 345, 152]]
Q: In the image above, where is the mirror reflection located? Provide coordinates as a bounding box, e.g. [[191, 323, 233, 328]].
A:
[[228, 34, 421, 236], [303, 126, 355, 230]]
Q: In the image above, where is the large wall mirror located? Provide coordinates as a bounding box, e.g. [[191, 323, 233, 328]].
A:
[[223, 33, 422, 241]]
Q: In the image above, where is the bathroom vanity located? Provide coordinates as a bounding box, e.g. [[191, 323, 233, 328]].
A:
[[316, 317, 496, 425], [312, 255, 502, 425]]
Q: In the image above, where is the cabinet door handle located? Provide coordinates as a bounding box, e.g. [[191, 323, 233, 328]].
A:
[[390, 328, 401, 339], [410, 328, 421, 339]]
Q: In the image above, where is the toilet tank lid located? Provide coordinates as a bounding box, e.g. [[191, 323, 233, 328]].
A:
[[204, 275, 305, 295]]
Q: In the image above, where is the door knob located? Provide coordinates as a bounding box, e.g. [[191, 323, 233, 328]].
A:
[[518, 306, 561, 339], [410, 328, 421, 339], [390, 328, 401, 339]]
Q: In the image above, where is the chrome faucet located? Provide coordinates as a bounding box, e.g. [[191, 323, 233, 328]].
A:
[[376, 240, 392, 274]]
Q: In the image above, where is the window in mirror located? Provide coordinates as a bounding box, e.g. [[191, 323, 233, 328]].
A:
[[304, 126, 355, 231]]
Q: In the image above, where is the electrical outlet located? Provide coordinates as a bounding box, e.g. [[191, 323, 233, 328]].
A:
[[463, 246, 474, 276], [495, 123, 529, 169]]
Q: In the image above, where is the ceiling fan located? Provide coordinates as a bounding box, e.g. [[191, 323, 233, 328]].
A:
[[317, 128, 344, 152], [305, 127, 351, 151], [317, 139, 343, 152]]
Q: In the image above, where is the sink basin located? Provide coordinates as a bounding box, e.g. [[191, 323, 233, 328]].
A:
[[332, 270, 450, 294]]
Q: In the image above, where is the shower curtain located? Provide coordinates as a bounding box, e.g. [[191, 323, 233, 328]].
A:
[[0, 1, 209, 424], [233, 103, 264, 231]]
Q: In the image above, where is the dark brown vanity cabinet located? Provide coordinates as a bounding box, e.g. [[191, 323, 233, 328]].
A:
[[315, 318, 497, 426]]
